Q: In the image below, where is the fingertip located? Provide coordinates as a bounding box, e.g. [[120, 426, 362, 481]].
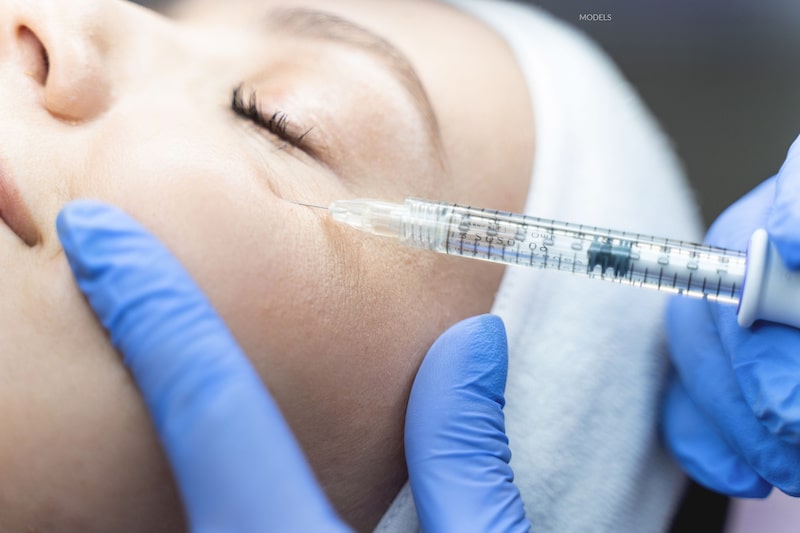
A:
[[57, 200, 146, 277], [57, 200, 106, 267], [464, 314, 508, 361], [426, 314, 507, 370], [57, 200, 121, 239], [436, 314, 508, 398], [440, 314, 506, 343], [476, 313, 506, 333], [479, 314, 508, 345], [59, 198, 116, 220]]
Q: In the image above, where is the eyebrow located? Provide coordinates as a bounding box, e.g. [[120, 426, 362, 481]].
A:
[[265, 8, 444, 156]]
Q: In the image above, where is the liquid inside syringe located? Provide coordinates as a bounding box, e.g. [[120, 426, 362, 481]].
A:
[[425, 204, 744, 304], [310, 197, 748, 305]]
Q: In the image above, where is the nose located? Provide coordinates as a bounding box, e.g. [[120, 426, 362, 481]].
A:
[[4, 1, 115, 122]]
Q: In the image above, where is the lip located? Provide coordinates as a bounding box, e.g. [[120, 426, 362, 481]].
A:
[[0, 154, 40, 246]]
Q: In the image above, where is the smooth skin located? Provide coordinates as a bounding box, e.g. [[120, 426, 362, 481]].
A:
[[57, 199, 530, 531], [0, 0, 533, 530]]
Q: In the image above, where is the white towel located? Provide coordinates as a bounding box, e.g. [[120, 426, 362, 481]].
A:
[[376, 1, 704, 531]]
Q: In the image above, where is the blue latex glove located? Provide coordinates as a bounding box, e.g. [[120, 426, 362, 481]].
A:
[[663, 134, 800, 498], [406, 314, 530, 532], [57, 201, 529, 532]]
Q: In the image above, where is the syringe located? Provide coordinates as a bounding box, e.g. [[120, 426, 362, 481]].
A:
[[295, 197, 800, 330]]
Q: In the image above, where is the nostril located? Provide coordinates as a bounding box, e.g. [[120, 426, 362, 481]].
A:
[[14, 17, 112, 122], [16, 26, 49, 85]]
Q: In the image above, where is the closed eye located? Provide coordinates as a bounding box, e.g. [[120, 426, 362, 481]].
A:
[[231, 84, 313, 149]]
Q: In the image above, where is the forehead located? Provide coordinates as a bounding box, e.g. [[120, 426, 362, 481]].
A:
[[159, 0, 444, 161]]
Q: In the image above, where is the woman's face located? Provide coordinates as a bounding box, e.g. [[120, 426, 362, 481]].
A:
[[0, 0, 533, 530]]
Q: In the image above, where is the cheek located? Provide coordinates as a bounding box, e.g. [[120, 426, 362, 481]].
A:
[[83, 119, 340, 357], [0, 259, 182, 531], [102, 162, 333, 347]]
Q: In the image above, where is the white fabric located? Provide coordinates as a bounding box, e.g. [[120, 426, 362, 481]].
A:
[[375, 1, 704, 531]]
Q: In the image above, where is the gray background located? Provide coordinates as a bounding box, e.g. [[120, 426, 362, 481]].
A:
[[134, 0, 800, 227], [520, 0, 800, 227]]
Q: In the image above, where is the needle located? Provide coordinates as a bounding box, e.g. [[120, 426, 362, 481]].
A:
[[289, 200, 328, 210]]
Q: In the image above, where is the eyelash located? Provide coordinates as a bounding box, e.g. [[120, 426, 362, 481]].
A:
[[231, 84, 312, 148]]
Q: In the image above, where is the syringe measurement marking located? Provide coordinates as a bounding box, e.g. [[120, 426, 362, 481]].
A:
[[441, 208, 745, 302], [445, 209, 456, 256]]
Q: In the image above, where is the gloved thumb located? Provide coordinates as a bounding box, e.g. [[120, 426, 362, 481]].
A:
[[405, 315, 530, 533]]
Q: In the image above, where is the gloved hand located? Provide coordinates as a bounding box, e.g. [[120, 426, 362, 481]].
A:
[[57, 200, 530, 532], [406, 314, 530, 533], [663, 134, 800, 498]]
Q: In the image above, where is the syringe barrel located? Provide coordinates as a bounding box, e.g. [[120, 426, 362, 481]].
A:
[[396, 198, 747, 304], [329, 197, 747, 305]]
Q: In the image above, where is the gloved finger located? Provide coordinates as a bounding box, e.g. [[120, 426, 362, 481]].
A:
[[661, 376, 770, 497], [667, 296, 800, 495], [703, 177, 800, 444], [712, 302, 800, 445], [405, 315, 530, 533], [58, 200, 347, 532], [767, 134, 800, 268], [695, 171, 800, 491], [705, 176, 775, 251]]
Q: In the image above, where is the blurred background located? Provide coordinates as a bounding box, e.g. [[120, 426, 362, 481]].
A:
[[521, 0, 800, 227]]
